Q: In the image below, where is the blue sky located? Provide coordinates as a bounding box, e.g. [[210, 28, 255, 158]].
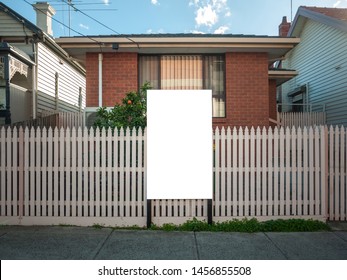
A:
[[2, 0, 347, 37]]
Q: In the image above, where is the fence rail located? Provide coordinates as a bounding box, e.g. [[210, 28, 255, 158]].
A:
[[0, 126, 346, 227], [5, 111, 84, 130]]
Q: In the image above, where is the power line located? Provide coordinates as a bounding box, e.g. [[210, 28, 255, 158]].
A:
[[22, 0, 104, 48], [59, 0, 139, 48]]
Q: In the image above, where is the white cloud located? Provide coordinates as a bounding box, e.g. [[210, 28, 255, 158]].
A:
[[102, 0, 110, 5], [191, 0, 231, 28], [79, 23, 89, 30], [333, 0, 342, 7], [195, 4, 218, 26], [189, 0, 200, 6], [151, 0, 159, 5], [214, 25, 229, 34]]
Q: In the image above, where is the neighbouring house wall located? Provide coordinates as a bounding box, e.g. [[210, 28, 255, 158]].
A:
[[37, 42, 86, 114], [214, 52, 269, 128], [282, 19, 347, 126], [86, 52, 138, 107], [0, 10, 32, 37]]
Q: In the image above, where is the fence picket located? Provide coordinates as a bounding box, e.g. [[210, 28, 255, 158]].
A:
[[77, 127, 83, 216], [250, 127, 256, 216], [303, 127, 309, 216], [0, 127, 5, 216], [12, 128, 18, 216], [226, 127, 232, 217], [214, 127, 220, 217], [341, 127, 346, 221], [267, 127, 273, 216], [309, 127, 314, 216], [244, 127, 250, 216], [291, 127, 297, 215], [273, 127, 279, 216], [101, 128, 107, 217], [47, 127, 55, 217], [66, 128, 72, 217], [221, 127, 226, 217], [232, 127, 237, 216], [262, 127, 268, 216], [329, 126, 334, 220], [334, 126, 340, 220], [285, 127, 291, 216]]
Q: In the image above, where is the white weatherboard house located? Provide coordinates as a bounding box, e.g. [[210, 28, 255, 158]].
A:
[[0, 2, 86, 125], [279, 6, 347, 126]]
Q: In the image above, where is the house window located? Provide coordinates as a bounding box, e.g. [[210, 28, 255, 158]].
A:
[[139, 55, 225, 117]]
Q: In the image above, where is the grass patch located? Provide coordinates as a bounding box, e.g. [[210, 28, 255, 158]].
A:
[[151, 218, 330, 233]]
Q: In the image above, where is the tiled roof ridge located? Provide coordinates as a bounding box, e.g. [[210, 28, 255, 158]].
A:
[[300, 6, 347, 22]]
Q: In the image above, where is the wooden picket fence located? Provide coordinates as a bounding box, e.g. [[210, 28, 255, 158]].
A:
[[0, 126, 346, 227]]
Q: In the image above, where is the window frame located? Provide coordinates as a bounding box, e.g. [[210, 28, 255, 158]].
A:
[[138, 54, 226, 118]]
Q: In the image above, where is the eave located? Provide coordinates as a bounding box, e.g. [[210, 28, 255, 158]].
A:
[[55, 35, 300, 68], [268, 69, 298, 86]]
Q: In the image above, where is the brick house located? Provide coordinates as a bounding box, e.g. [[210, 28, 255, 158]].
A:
[[56, 34, 299, 127]]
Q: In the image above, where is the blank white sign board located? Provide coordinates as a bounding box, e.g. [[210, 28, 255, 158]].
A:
[[147, 90, 212, 199]]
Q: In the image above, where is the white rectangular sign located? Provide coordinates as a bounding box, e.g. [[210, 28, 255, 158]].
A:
[[147, 90, 212, 199]]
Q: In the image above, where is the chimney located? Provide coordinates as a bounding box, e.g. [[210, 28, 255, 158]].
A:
[[33, 2, 56, 36], [279, 16, 291, 37]]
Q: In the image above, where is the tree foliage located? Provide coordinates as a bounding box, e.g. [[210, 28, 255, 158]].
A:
[[94, 82, 150, 129]]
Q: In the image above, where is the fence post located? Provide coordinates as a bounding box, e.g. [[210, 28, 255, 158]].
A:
[[18, 127, 24, 224], [147, 199, 152, 228], [323, 126, 328, 220]]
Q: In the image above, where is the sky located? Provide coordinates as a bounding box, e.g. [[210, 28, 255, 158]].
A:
[[2, 0, 347, 38]]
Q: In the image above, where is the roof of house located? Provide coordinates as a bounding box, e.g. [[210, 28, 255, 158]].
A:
[[0, 42, 34, 65], [0, 1, 85, 74], [289, 6, 347, 36], [303, 6, 347, 22], [0, 2, 43, 38]]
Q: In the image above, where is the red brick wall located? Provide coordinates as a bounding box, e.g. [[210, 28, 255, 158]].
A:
[[86, 51, 273, 128], [213, 52, 269, 128], [86, 52, 138, 107]]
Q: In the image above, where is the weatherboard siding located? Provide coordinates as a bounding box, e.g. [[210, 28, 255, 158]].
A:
[[282, 19, 347, 126], [37, 43, 86, 113], [0, 11, 33, 37]]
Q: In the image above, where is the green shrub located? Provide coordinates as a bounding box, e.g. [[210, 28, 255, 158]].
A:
[[94, 82, 151, 130], [151, 218, 330, 232]]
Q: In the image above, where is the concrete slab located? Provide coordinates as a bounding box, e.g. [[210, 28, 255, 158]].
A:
[[327, 222, 347, 231], [265, 232, 347, 260], [195, 232, 286, 260], [332, 231, 347, 242], [95, 230, 198, 260], [0, 226, 112, 260]]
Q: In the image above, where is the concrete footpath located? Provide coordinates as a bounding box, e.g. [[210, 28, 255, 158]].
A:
[[0, 225, 347, 260]]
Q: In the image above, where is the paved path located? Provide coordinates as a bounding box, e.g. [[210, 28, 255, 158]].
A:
[[1, 226, 347, 260]]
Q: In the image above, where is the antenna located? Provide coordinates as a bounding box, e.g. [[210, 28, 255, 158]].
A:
[[56, 0, 117, 36], [291, 0, 293, 22]]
